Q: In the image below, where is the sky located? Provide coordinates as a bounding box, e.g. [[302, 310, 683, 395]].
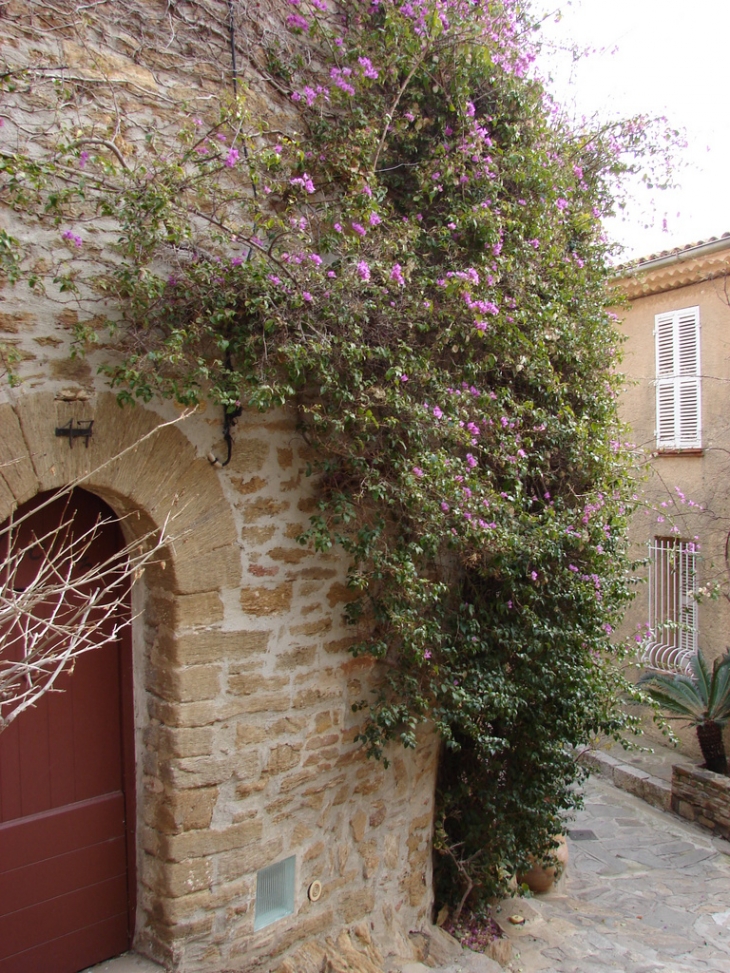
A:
[[534, 0, 730, 260]]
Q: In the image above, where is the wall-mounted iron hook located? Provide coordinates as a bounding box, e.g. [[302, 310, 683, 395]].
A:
[[208, 404, 243, 468]]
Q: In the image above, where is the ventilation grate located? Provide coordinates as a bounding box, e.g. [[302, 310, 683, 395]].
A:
[[254, 855, 296, 931]]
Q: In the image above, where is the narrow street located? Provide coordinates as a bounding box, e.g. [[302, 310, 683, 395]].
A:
[[495, 775, 730, 973]]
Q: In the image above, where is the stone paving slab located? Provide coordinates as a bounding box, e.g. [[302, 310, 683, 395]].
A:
[[494, 775, 730, 973]]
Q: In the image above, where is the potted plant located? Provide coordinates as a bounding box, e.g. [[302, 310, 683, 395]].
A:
[[638, 648, 730, 774], [517, 834, 569, 894]]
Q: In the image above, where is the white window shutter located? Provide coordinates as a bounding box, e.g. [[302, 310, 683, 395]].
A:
[[677, 310, 699, 374], [654, 307, 700, 449], [678, 378, 701, 446], [656, 381, 676, 444], [655, 313, 676, 377]]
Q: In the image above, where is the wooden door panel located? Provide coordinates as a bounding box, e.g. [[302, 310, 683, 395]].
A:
[[0, 490, 134, 972], [0, 874, 128, 961], [0, 792, 125, 874], [0, 831, 127, 915], [0, 914, 129, 973]]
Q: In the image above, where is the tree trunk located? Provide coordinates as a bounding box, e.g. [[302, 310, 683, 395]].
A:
[[696, 721, 728, 775]]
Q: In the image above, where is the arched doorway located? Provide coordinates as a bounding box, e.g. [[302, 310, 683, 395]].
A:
[[0, 489, 136, 973]]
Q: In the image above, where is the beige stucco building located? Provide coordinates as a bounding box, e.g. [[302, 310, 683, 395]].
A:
[[615, 234, 730, 757], [0, 4, 438, 971]]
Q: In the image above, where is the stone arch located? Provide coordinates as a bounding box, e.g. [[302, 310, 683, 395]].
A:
[[0, 392, 239, 594], [0, 390, 241, 960]]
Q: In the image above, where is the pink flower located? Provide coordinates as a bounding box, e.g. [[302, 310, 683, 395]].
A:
[[556, 197, 569, 211], [530, 571, 538, 581], [400, 374, 408, 383], [368, 212, 381, 226], [351, 222, 366, 236], [290, 173, 316, 193], [78, 151, 89, 169], [390, 263, 405, 286], [358, 56, 379, 80], [62, 230, 83, 247], [286, 12, 309, 30], [466, 453, 477, 469], [302, 291, 313, 302], [357, 260, 370, 281], [224, 147, 239, 167], [413, 467, 424, 478], [441, 502, 449, 512]]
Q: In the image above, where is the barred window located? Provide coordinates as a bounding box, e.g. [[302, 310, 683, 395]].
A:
[[645, 537, 698, 671]]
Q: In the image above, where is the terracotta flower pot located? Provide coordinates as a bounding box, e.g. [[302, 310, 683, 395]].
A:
[[518, 834, 569, 893]]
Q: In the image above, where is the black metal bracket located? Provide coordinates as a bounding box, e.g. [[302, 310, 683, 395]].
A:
[[55, 418, 94, 448]]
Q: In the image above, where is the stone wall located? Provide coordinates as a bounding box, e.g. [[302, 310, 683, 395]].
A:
[[671, 764, 730, 840], [0, 3, 440, 970]]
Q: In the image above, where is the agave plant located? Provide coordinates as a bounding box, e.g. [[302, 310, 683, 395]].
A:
[[638, 649, 730, 775]]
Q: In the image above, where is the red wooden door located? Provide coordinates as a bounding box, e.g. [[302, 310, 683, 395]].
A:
[[0, 490, 134, 973]]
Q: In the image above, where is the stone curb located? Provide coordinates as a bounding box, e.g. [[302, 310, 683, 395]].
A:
[[580, 749, 672, 812]]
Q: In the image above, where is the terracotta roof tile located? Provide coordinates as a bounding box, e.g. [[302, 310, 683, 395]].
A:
[[616, 232, 730, 272]]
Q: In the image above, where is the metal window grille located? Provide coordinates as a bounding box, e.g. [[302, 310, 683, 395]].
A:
[[645, 537, 697, 671], [254, 855, 296, 931]]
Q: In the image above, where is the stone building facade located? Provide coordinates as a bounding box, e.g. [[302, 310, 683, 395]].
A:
[[614, 233, 730, 759], [0, 3, 439, 970]]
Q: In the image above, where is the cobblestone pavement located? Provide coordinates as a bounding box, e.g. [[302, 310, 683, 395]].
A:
[[494, 774, 730, 973]]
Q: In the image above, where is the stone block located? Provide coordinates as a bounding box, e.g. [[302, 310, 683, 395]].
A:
[[162, 756, 234, 790], [242, 496, 289, 523], [240, 525, 277, 545], [172, 541, 242, 596], [228, 672, 289, 697], [275, 644, 317, 670], [152, 818, 264, 863], [226, 437, 270, 474], [268, 545, 310, 563], [0, 403, 38, 508], [155, 628, 270, 666], [149, 663, 221, 703], [145, 854, 214, 897], [233, 475, 266, 495], [579, 749, 621, 781], [340, 888, 376, 924], [146, 725, 214, 759], [641, 775, 672, 812], [350, 809, 368, 843], [240, 582, 293, 615], [265, 743, 303, 775], [613, 764, 649, 797], [217, 838, 284, 883], [146, 590, 224, 632], [147, 786, 218, 835], [237, 692, 292, 714], [289, 617, 333, 637]]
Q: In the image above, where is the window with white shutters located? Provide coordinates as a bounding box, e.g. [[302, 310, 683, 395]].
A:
[[644, 537, 698, 671], [655, 306, 701, 449]]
